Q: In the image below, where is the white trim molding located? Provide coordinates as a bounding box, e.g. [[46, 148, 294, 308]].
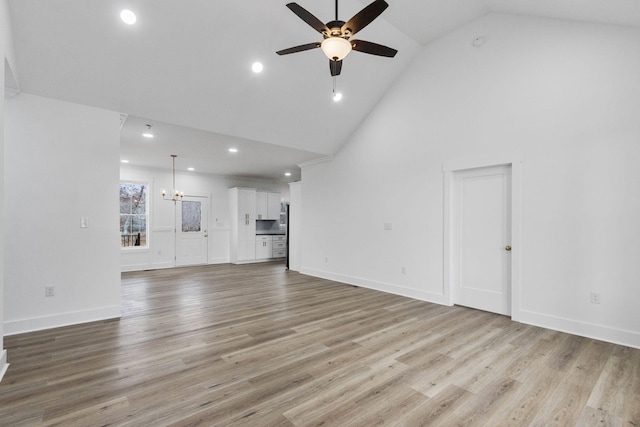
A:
[[4, 306, 121, 336], [519, 309, 640, 350], [298, 156, 334, 168], [301, 268, 450, 306], [0, 350, 8, 383]]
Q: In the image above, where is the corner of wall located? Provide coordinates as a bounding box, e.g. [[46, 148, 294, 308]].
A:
[[0, 350, 8, 382]]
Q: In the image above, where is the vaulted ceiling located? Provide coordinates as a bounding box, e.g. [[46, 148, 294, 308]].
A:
[[7, 0, 640, 181]]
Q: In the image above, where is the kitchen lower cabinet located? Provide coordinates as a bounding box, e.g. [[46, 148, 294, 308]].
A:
[[255, 235, 272, 259], [272, 235, 286, 258]]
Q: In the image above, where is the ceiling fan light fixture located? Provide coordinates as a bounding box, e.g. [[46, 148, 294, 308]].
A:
[[321, 37, 352, 61]]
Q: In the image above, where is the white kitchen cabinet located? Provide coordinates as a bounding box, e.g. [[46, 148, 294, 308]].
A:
[[272, 235, 286, 258], [256, 191, 281, 220], [256, 192, 268, 220], [230, 188, 256, 263], [267, 193, 281, 220], [237, 188, 256, 220], [255, 235, 272, 259]]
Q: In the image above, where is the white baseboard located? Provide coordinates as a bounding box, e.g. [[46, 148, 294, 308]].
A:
[[4, 305, 121, 336], [0, 350, 8, 383], [208, 257, 230, 265], [121, 263, 152, 272], [518, 309, 640, 350], [300, 268, 449, 305], [299, 268, 640, 350]]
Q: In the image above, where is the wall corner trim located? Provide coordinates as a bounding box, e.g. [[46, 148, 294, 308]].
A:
[[298, 156, 334, 168], [0, 350, 8, 383]]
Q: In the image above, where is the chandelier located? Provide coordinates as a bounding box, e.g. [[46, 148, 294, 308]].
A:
[[161, 155, 184, 202]]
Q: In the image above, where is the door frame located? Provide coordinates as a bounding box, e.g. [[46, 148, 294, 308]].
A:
[[443, 156, 523, 321]]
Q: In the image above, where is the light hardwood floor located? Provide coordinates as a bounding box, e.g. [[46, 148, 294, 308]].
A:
[[1, 262, 639, 426]]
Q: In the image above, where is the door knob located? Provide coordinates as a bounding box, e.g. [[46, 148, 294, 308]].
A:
[[505, 245, 512, 251]]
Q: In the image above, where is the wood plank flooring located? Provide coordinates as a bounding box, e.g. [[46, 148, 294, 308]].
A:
[[1, 262, 639, 426]]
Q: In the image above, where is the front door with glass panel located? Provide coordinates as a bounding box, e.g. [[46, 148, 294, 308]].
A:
[[176, 197, 208, 266]]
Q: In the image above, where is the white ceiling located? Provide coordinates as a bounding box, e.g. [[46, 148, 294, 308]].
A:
[[7, 0, 640, 181]]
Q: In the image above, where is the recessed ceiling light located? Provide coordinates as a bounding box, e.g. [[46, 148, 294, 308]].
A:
[[120, 10, 136, 25], [252, 62, 263, 73], [284, 172, 292, 177], [187, 167, 195, 171], [229, 148, 238, 153], [121, 159, 130, 163], [333, 92, 343, 102]]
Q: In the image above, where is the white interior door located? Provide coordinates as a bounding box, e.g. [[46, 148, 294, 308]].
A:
[[452, 165, 512, 315], [176, 197, 208, 266]]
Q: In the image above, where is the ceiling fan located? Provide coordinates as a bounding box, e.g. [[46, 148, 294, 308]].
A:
[[276, 0, 397, 77]]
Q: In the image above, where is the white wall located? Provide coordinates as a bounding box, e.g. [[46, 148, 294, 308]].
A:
[[301, 14, 640, 348], [1, 0, 18, 379], [4, 94, 122, 335], [120, 164, 289, 271], [288, 181, 302, 272]]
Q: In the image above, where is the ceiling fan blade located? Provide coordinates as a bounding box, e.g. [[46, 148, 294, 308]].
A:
[[330, 59, 343, 76], [286, 3, 330, 35], [341, 0, 388, 37], [276, 42, 321, 55], [350, 39, 397, 57]]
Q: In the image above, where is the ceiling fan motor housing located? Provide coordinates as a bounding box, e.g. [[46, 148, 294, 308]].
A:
[[324, 20, 348, 38]]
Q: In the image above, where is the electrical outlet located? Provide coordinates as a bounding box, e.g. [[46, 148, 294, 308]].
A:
[[324, 256, 329, 263], [590, 292, 601, 304], [401, 266, 406, 274], [45, 285, 55, 297]]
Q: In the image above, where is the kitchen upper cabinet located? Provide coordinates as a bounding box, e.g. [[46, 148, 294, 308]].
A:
[[267, 193, 281, 221], [237, 188, 256, 220], [256, 191, 281, 220], [256, 192, 268, 220]]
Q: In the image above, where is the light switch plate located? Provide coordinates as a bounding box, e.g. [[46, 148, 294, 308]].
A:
[[80, 217, 89, 228]]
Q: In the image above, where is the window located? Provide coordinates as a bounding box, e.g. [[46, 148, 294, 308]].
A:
[[120, 182, 147, 248], [181, 201, 202, 232]]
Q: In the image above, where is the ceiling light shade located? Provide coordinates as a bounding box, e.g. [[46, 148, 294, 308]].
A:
[[120, 9, 136, 25], [320, 37, 352, 61], [333, 92, 343, 102]]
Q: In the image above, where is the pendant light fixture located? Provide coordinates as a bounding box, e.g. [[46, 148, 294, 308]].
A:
[[161, 155, 184, 203]]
